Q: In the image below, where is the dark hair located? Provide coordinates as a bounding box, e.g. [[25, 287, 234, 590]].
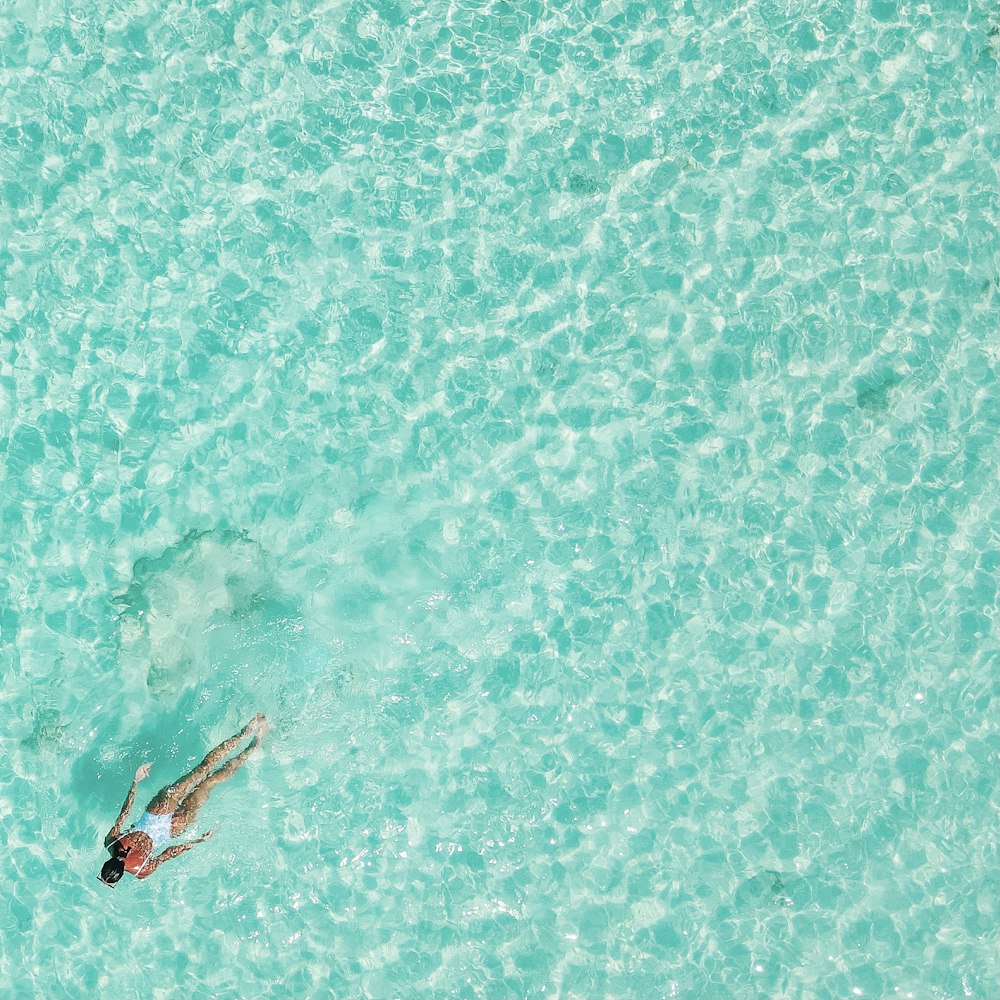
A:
[[100, 856, 125, 886]]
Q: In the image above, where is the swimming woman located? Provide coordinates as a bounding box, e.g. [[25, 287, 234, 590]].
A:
[[99, 714, 267, 885]]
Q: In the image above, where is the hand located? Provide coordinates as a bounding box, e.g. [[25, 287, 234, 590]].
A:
[[135, 763, 152, 782]]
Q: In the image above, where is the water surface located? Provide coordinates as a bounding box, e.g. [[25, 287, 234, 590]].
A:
[[2, 0, 1000, 996]]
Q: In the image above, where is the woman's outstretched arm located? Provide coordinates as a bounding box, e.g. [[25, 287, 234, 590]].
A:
[[104, 764, 151, 846], [135, 831, 213, 879]]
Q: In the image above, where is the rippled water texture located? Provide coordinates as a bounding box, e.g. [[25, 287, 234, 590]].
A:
[[2, 0, 1000, 996]]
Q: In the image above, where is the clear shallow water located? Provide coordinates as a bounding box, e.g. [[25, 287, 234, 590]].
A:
[[2, 0, 1000, 996]]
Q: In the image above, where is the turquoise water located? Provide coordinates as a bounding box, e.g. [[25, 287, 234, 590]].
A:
[[2, 0, 1000, 995]]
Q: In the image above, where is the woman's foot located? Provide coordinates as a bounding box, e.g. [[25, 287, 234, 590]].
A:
[[235, 714, 267, 743], [251, 714, 269, 741]]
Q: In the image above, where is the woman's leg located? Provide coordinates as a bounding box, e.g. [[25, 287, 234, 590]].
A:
[[146, 715, 264, 812], [170, 731, 265, 835]]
